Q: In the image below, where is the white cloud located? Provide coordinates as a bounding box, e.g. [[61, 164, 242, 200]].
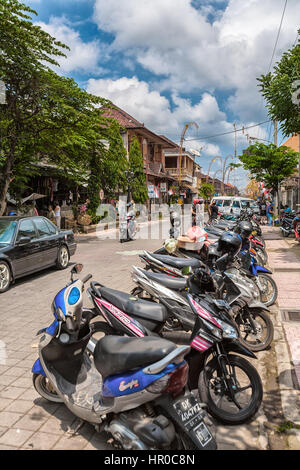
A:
[[36, 16, 105, 75], [92, 0, 300, 121]]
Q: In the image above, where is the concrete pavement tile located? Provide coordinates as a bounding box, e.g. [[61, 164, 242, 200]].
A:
[[12, 412, 48, 432], [39, 416, 76, 435], [17, 387, 41, 401], [5, 400, 33, 414], [23, 431, 61, 450], [30, 398, 61, 416], [52, 423, 95, 450], [0, 428, 34, 448], [0, 426, 8, 437], [0, 398, 13, 411], [83, 431, 113, 450], [0, 444, 19, 450], [11, 377, 32, 389], [3, 366, 26, 377], [0, 386, 27, 400], [0, 411, 23, 426]]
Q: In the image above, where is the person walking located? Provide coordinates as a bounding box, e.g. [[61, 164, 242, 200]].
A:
[[47, 205, 56, 224], [54, 201, 61, 229], [266, 202, 274, 226], [208, 200, 219, 222]]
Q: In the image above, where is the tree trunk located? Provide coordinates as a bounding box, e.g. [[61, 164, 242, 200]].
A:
[[0, 144, 15, 216]]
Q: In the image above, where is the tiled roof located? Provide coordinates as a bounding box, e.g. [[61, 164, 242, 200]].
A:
[[281, 134, 299, 153], [102, 105, 144, 129]]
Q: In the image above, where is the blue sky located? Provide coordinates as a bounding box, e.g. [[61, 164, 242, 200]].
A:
[[27, 0, 299, 190]]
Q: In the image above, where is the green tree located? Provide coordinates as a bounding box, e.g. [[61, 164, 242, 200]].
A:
[[198, 183, 214, 200], [128, 135, 148, 204], [258, 33, 300, 136], [238, 143, 298, 211], [0, 0, 109, 215], [101, 120, 128, 199]]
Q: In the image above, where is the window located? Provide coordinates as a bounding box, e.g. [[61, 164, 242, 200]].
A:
[[0, 220, 17, 245], [215, 200, 223, 207], [232, 201, 240, 208], [17, 220, 36, 241], [34, 218, 51, 238], [44, 219, 57, 235], [223, 200, 231, 207]]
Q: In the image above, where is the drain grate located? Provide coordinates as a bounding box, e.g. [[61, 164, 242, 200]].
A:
[[281, 310, 300, 322]]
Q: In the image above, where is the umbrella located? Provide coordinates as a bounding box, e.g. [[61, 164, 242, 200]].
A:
[[21, 193, 46, 204]]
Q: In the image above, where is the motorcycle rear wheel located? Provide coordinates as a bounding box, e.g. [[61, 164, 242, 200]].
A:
[[257, 273, 278, 307], [198, 354, 263, 425]]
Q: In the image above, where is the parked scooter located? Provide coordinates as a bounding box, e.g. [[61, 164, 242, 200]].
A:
[[292, 214, 300, 242], [87, 270, 264, 425], [32, 264, 217, 450], [133, 247, 273, 352]]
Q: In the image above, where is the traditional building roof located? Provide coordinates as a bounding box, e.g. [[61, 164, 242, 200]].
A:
[[103, 105, 144, 129], [281, 134, 299, 153]]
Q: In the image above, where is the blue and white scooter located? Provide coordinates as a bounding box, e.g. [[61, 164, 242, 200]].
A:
[[32, 264, 217, 450]]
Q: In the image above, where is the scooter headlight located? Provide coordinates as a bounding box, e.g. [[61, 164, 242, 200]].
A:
[[201, 318, 223, 339], [68, 287, 80, 305], [217, 319, 238, 339]]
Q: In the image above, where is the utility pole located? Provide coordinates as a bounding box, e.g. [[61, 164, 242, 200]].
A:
[[274, 120, 279, 216]]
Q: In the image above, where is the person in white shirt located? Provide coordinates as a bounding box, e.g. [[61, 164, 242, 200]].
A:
[[54, 201, 61, 229]]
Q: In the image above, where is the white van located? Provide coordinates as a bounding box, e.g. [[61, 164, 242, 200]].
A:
[[211, 197, 259, 216], [211, 197, 234, 214], [230, 198, 260, 216]]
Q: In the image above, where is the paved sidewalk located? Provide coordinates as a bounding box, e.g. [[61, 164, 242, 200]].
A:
[[0, 230, 298, 450], [262, 226, 300, 449]]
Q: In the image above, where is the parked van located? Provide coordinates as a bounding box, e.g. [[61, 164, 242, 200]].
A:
[[211, 196, 259, 216], [211, 197, 234, 214]]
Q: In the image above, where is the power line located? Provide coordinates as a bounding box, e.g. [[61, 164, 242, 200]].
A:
[[267, 0, 288, 73], [183, 120, 272, 143]]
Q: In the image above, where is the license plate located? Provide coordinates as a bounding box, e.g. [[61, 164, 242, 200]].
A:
[[173, 394, 212, 447]]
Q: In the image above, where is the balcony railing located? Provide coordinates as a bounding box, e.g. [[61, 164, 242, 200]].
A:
[[165, 168, 194, 184]]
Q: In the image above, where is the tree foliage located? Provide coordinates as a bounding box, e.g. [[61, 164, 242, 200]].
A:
[[238, 143, 298, 192], [0, 0, 110, 215], [258, 33, 300, 136], [198, 183, 214, 200]]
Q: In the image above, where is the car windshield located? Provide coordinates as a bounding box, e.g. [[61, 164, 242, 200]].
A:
[[240, 201, 251, 208], [0, 220, 17, 245]]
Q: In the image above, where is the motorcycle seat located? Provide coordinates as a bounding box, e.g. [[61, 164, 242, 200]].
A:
[[140, 269, 187, 291], [94, 286, 168, 323], [147, 252, 201, 269], [94, 335, 177, 378]]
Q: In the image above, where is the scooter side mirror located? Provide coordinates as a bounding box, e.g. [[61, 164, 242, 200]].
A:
[[71, 264, 83, 275]]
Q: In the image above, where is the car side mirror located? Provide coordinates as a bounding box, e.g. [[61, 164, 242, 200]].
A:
[[16, 236, 31, 246]]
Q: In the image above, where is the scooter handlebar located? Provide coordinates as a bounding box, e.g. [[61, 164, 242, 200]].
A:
[[82, 274, 93, 284]]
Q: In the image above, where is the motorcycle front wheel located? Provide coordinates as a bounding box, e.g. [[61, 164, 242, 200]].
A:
[[198, 354, 263, 425], [33, 373, 63, 403], [234, 308, 274, 352]]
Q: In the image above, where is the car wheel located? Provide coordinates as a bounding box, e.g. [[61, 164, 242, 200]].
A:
[[56, 245, 70, 270], [0, 261, 11, 293]]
